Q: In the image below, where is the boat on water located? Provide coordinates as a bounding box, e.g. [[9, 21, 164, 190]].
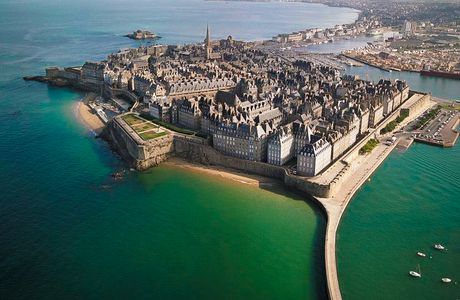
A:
[[442, 278, 452, 283], [417, 252, 426, 257], [409, 264, 422, 278], [420, 69, 460, 80], [434, 244, 445, 250], [409, 271, 421, 278]]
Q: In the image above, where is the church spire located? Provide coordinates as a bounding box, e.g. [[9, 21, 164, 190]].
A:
[[205, 24, 212, 60], [206, 24, 211, 45]]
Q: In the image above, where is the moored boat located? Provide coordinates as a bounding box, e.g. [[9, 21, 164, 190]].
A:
[[409, 271, 421, 278], [416, 252, 426, 257], [420, 70, 460, 80], [434, 244, 445, 250], [442, 278, 452, 283], [409, 264, 422, 278]]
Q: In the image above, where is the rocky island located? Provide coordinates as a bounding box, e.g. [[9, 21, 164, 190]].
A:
[[125, 29, 158, 40]]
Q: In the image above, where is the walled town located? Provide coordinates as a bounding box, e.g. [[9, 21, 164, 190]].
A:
[[42, 26, 418, 177], [21, 3, 460, 300]]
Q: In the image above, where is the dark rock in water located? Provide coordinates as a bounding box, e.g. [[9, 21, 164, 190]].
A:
[[110, 170, 125, 180]]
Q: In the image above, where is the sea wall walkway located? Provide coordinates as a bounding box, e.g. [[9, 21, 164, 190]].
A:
[[317, 94, 436, 300], [316, 141, 398, 300]]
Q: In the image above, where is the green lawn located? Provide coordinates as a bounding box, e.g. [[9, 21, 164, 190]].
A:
[[133, 122, 159, 132], [440, 103, 460, 111], [139, 131, 168, 140], [122, 114, 144, 126], [139, 113, 196, 135]]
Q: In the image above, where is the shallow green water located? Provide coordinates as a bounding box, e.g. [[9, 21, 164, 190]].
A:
[[1, 0, 358, 298], [338, 143, 460, 299], [0, 82, 328, 299], [1, 0, 459, 299]]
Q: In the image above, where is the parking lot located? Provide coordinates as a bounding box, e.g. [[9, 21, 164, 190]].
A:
[[416, 109, 459, 147]]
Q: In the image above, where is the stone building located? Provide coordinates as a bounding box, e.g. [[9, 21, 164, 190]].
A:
[[294, 122, 313, 155], [297, 136, 332, 177], [168, 77, 236, 98], [267, 125, 295, 165], [368, 102, 384, 128], [213, 122, 271, 162], [133, 75, 156, 96], [329, 125, 359, 161], [178, 98, 202, 130], [81, 62, 105, 85], [254, 108, 283, 127], [148, 95, 171, 122]]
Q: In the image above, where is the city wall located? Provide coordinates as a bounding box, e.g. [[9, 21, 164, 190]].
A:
[[174, 137, 336, 197], [102, 118, 174, 170], [102, 91, 430, 200], [102, 118, 336, 197]]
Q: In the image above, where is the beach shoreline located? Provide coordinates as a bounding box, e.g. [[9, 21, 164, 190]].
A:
[[74, 100, 105, 135], [164, 157, 280, 188]]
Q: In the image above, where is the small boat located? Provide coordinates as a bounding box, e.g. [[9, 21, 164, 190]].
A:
[[409, 271, 421, 278], [442, 278, 452, 283], [416, 252, 426, 257], [409, 264, 422, 278], [434, 244, 445, 250]]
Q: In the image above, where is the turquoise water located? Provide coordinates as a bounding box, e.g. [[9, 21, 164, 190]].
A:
[[0, 0, 364, 299], [1, 0, 459, 299], [338, 143, 460, 299], [0, 82, 328, 299]]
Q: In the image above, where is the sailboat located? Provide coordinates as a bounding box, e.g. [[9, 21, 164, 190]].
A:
[[409, 264, 421, 278]]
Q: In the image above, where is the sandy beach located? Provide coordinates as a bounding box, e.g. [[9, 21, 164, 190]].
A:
[[74, 101, 105, 135], [164, 157, 280, 188]]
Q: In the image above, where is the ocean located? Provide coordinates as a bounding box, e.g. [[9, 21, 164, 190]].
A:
[[0, 0, 458, 299], [0, 0, 359, 299], [337, 143, 460, 300]]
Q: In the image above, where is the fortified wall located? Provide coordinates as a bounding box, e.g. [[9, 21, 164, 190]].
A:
[[102, 117, 336, 197], [102, 91, 431, 198], [102, 118, 174, 170], [173, 137, 335, 198]]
